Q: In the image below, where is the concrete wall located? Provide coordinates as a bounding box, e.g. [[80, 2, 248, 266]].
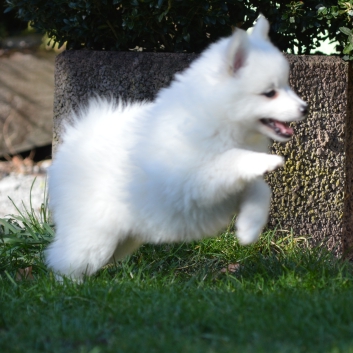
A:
[[53, 51, 353, 259]]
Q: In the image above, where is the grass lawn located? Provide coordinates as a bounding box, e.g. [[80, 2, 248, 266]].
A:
[[1, 202, 353, 353]]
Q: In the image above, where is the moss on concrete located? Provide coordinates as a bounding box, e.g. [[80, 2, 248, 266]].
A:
[[266, 56, 348, 254]]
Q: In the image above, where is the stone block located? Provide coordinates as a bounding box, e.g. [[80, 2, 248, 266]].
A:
[[53, 51, 196, 151], [267, 56, 350, 256]]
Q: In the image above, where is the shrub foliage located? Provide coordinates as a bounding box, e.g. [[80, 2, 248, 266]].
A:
[[4, 0, 353, 57]]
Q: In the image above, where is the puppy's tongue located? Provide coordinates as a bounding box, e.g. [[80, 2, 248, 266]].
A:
[[273, 120, 293, 136], [260, 118, 294, 138]]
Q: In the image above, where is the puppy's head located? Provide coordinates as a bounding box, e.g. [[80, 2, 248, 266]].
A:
[[224, 16, 308, 142]]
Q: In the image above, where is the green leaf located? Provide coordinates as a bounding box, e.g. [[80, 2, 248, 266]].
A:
[[340, 27, 352, 36], [183, 33, 190, 43], [158, 12, 167, 22], [342, 55, 351, 61], [218, 18, 225, 25], [343, 43, 353, 55]]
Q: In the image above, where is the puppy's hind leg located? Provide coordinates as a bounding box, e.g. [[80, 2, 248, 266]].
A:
[[235, 178, 271, 245], [46, 226, 128, 280]]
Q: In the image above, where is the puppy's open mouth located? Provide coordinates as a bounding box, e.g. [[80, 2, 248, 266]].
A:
[[260, 118, 293, 138]]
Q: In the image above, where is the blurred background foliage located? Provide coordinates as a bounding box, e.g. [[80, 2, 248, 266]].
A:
[[0, 0, 27, 40], [2, 0, 353, 58]]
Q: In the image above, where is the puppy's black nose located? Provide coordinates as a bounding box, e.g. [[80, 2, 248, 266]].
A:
[[300, 104, 308, 116]]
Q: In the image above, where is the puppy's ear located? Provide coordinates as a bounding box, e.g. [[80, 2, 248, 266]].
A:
[[251, 15, 270, 40], [226, 28, 249, 75]]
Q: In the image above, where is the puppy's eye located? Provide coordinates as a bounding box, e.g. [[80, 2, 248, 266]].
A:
[[262, 90, 277, 98]]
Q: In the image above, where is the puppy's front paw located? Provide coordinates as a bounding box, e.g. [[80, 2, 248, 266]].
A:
[[236, 151, 284, 179], [236, 223, 261, 245], [265, 155, 284, 173]]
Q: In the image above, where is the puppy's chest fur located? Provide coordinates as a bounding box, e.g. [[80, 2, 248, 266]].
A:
[[122, 108, 266, 242]]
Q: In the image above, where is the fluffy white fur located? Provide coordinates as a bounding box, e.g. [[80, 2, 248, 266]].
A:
[[46, 16, 307, 279]]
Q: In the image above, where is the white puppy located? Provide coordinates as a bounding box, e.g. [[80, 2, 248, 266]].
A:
[[46, 16, 307, 279]]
